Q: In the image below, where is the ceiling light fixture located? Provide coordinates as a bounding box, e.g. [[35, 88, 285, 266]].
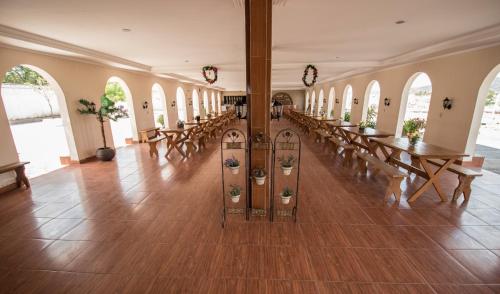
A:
[[121, 28, 131, 32], [395, 20, 406, 25]]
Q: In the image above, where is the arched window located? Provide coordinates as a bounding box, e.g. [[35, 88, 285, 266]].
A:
[[363, 81, 380, 126], [203, 91, 209, 115], [106, 76, 136, 147], [342, 85, 353, 121], [317, 89, 324, 115], [305, 92, 310, 112], [217, 92, 222, 113], [397, 73, 432, 136], [152, 83, 168, 128], [176, 87, 187, 121], [327, 87, 335, 118], [192, 89, 200, 117], [211, 92, 216, 112], [1, 64, 76, 177], [311, 91, 316, 114]]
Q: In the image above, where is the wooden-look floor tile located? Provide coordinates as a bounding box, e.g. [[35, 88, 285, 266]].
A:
[[419, 226, 486, 250], [460, 226, 500, 249], [431, 284, 500, 294], [447, 249, 500, 284]]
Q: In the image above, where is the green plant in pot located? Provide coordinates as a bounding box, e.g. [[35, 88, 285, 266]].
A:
[[252, 168, 267, 186], [278, 154, 296, 176], [343, 111, 351, 122], [224, 155, 240, 175], [229, 184, 241, 203], [403, 118, 426, 146], [358, 120, 368, 131], [280, 186, 294, 205], [77, 94, 128, 161]]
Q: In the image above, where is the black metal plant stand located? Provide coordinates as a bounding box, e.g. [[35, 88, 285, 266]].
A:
[[221, 129, 248, 228], [271, 129, 301, 222]]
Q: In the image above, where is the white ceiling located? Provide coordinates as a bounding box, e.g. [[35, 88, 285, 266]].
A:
[[1, 0, 500, 90]]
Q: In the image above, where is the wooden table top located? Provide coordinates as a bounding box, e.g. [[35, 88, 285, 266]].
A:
[[312, 117, 338, 122], [341, 127, 393, 137], [370, 137, 467, 158], [160, 125, 196, 133], [327, 121, 358, 127]]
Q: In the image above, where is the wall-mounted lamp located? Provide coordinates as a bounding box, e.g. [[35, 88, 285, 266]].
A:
[[188, 99, 193, 107], [353, 97, 359, 105], [171, 101, 176, 108], [142, 101, 149, 110], [384, 97, 391, 107], [442, 97, 453, 110], [335, 98, 340, 104]]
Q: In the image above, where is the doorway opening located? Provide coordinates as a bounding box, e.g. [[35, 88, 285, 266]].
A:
[[105, 77, 135, 148], [362, 80, 381, 127], [152, 83, 168, 128]]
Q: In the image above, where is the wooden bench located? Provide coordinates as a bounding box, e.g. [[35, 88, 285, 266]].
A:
[[146, 135, 167, 158], [139, 127, 160, 143], [0, 162, 30, 191], [328, 136, 356, 166], [357, 152, 407, 202], [427, 159, 482, 201], [314, 129, 331, 144]]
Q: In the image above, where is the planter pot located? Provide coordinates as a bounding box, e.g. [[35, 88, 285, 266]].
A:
[[281, 166, 293, 176], [408, 135, 420, 146], [281, 194, 292, 205], [96, 147, 115, 161], [254, 176, 266, 185], [229, 166, 240, 175], [231, 194, 240, 203]]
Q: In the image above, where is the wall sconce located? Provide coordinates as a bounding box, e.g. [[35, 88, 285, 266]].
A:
[[171, 101, 176, 108], [442, 97, 453, 110], [335, 98, 340, 104], [188, 99, 193, 106], [353, 97, 359, 105], [384, 97, 391, 107], [142, 101, 149, 110]]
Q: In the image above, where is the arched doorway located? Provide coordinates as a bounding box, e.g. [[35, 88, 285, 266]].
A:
[[305, 92, 310, 112], [217, 92, 222, 113], [211, 92, 216, 112], [192, 89, 200, 117], [311, 91, 316, 115], [176, 87, 187, 121], [105, 77, 135, 148], [317, 89, 324, 115], [466, 64, 500, 173], [342, 85, 353, 121], [1, 64, 76, 177], [396, 73, 432, 137], [327, 87, 335, 118], [152, 83, 168, 128], [203, 90, 209, 115], [362, 80, 381, 127]]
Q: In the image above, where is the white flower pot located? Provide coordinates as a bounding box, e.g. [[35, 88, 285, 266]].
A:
[[281, 166, 293, 176], [281, 195, 292, 205], [231, 194, 240, 203], [229, 166, 240, 175], [254, 176, 266, 186]]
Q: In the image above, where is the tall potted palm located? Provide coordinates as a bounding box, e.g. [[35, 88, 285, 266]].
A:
[[77, 94, 128, 161]]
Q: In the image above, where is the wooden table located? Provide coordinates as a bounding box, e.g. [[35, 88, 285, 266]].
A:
[[326, 121, 358, 137], [340, 127, 393, 155], [370, 137, 467, 202], [160, 125, 197, 158], [139, 127, 160, 143]]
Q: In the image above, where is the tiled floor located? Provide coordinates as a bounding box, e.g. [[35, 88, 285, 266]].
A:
[[0, 119, 499, 293]]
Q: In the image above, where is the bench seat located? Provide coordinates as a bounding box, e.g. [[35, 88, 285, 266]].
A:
[[328, 136, 356, 166], [146, 135, 167, 158], [0, 162, 30, 191]]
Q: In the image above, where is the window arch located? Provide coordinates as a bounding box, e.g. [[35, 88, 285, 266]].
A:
[[176, 87, 187, 121], [342, 85, 353, 121], [217, 92, 222, 113], [192, 89, 200, 117], [311, 91, 316, 114], [211, 92, 216, 112], [327, 87, 335, 118], [396, 73, 432, 137], [203, 90, 209, 115], [317, 89, 324, 115], [362, 80, 380, 126], [305, 92, 310, 112], [152, 83, 168, 128]]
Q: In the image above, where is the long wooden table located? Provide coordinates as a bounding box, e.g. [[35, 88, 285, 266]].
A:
[[160, 125, 197, 158], [370, 137, 467, 202], [340, 127, 393, 156]]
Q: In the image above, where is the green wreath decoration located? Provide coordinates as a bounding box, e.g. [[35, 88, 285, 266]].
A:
[[202, 65, 218, 84], [302, 64, 318, 87]]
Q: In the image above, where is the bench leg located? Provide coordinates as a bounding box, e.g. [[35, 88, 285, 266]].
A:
[[343, 149, 353, 167], [453, 175, 474, 201], [148, 142, 158, 158], [385, 177, 403, 202], [357, 157, 367, 174], [15, 166, 30, 188]]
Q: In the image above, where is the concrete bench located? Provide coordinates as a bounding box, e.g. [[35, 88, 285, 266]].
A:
[[357, 152, 407, 202], [427, 159, 482, 201]]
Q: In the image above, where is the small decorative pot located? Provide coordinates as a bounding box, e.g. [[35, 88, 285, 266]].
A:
[[407, 133, 420, 146], [280, 194, 292, 205], [229, 166, 240, 175], [359, 127, 365, 132], [281, 166, 293, 176], [254, 176, 266, 185], [231, 194, 240, 203]]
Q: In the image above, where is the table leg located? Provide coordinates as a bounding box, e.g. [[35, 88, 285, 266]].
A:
[[408, 158, 454, 202]]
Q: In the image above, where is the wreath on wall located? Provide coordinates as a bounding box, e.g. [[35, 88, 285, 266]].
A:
[[202, 65, 218, 84], [302, 64, 318, 87]]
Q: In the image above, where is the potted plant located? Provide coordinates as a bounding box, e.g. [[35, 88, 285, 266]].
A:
[[280, 186, 294, 205], [157, 114, 165, 128], [195, 115, 201, 123], [358, 120, 368, 131], [253, 168, 267, 185], [224, 155, 240, 174], [403, 118, 426, 145], [229, 184, 241, 203], [176, 120, 185, 128], [77, 94, 128, 161], [343, 111, 351, 122], [278, 154, 296, 176]]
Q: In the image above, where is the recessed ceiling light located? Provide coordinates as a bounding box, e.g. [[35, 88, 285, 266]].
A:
[[121, 28, 131, 32], [395, 20, 406, 25]]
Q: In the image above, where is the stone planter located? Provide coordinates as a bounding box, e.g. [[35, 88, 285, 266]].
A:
[[280, 194, 292, 205], [254, 176, 266, 185], [231, 194, 240, 203], [229, 166, 240, 175], [96, 147, 115, 161]]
